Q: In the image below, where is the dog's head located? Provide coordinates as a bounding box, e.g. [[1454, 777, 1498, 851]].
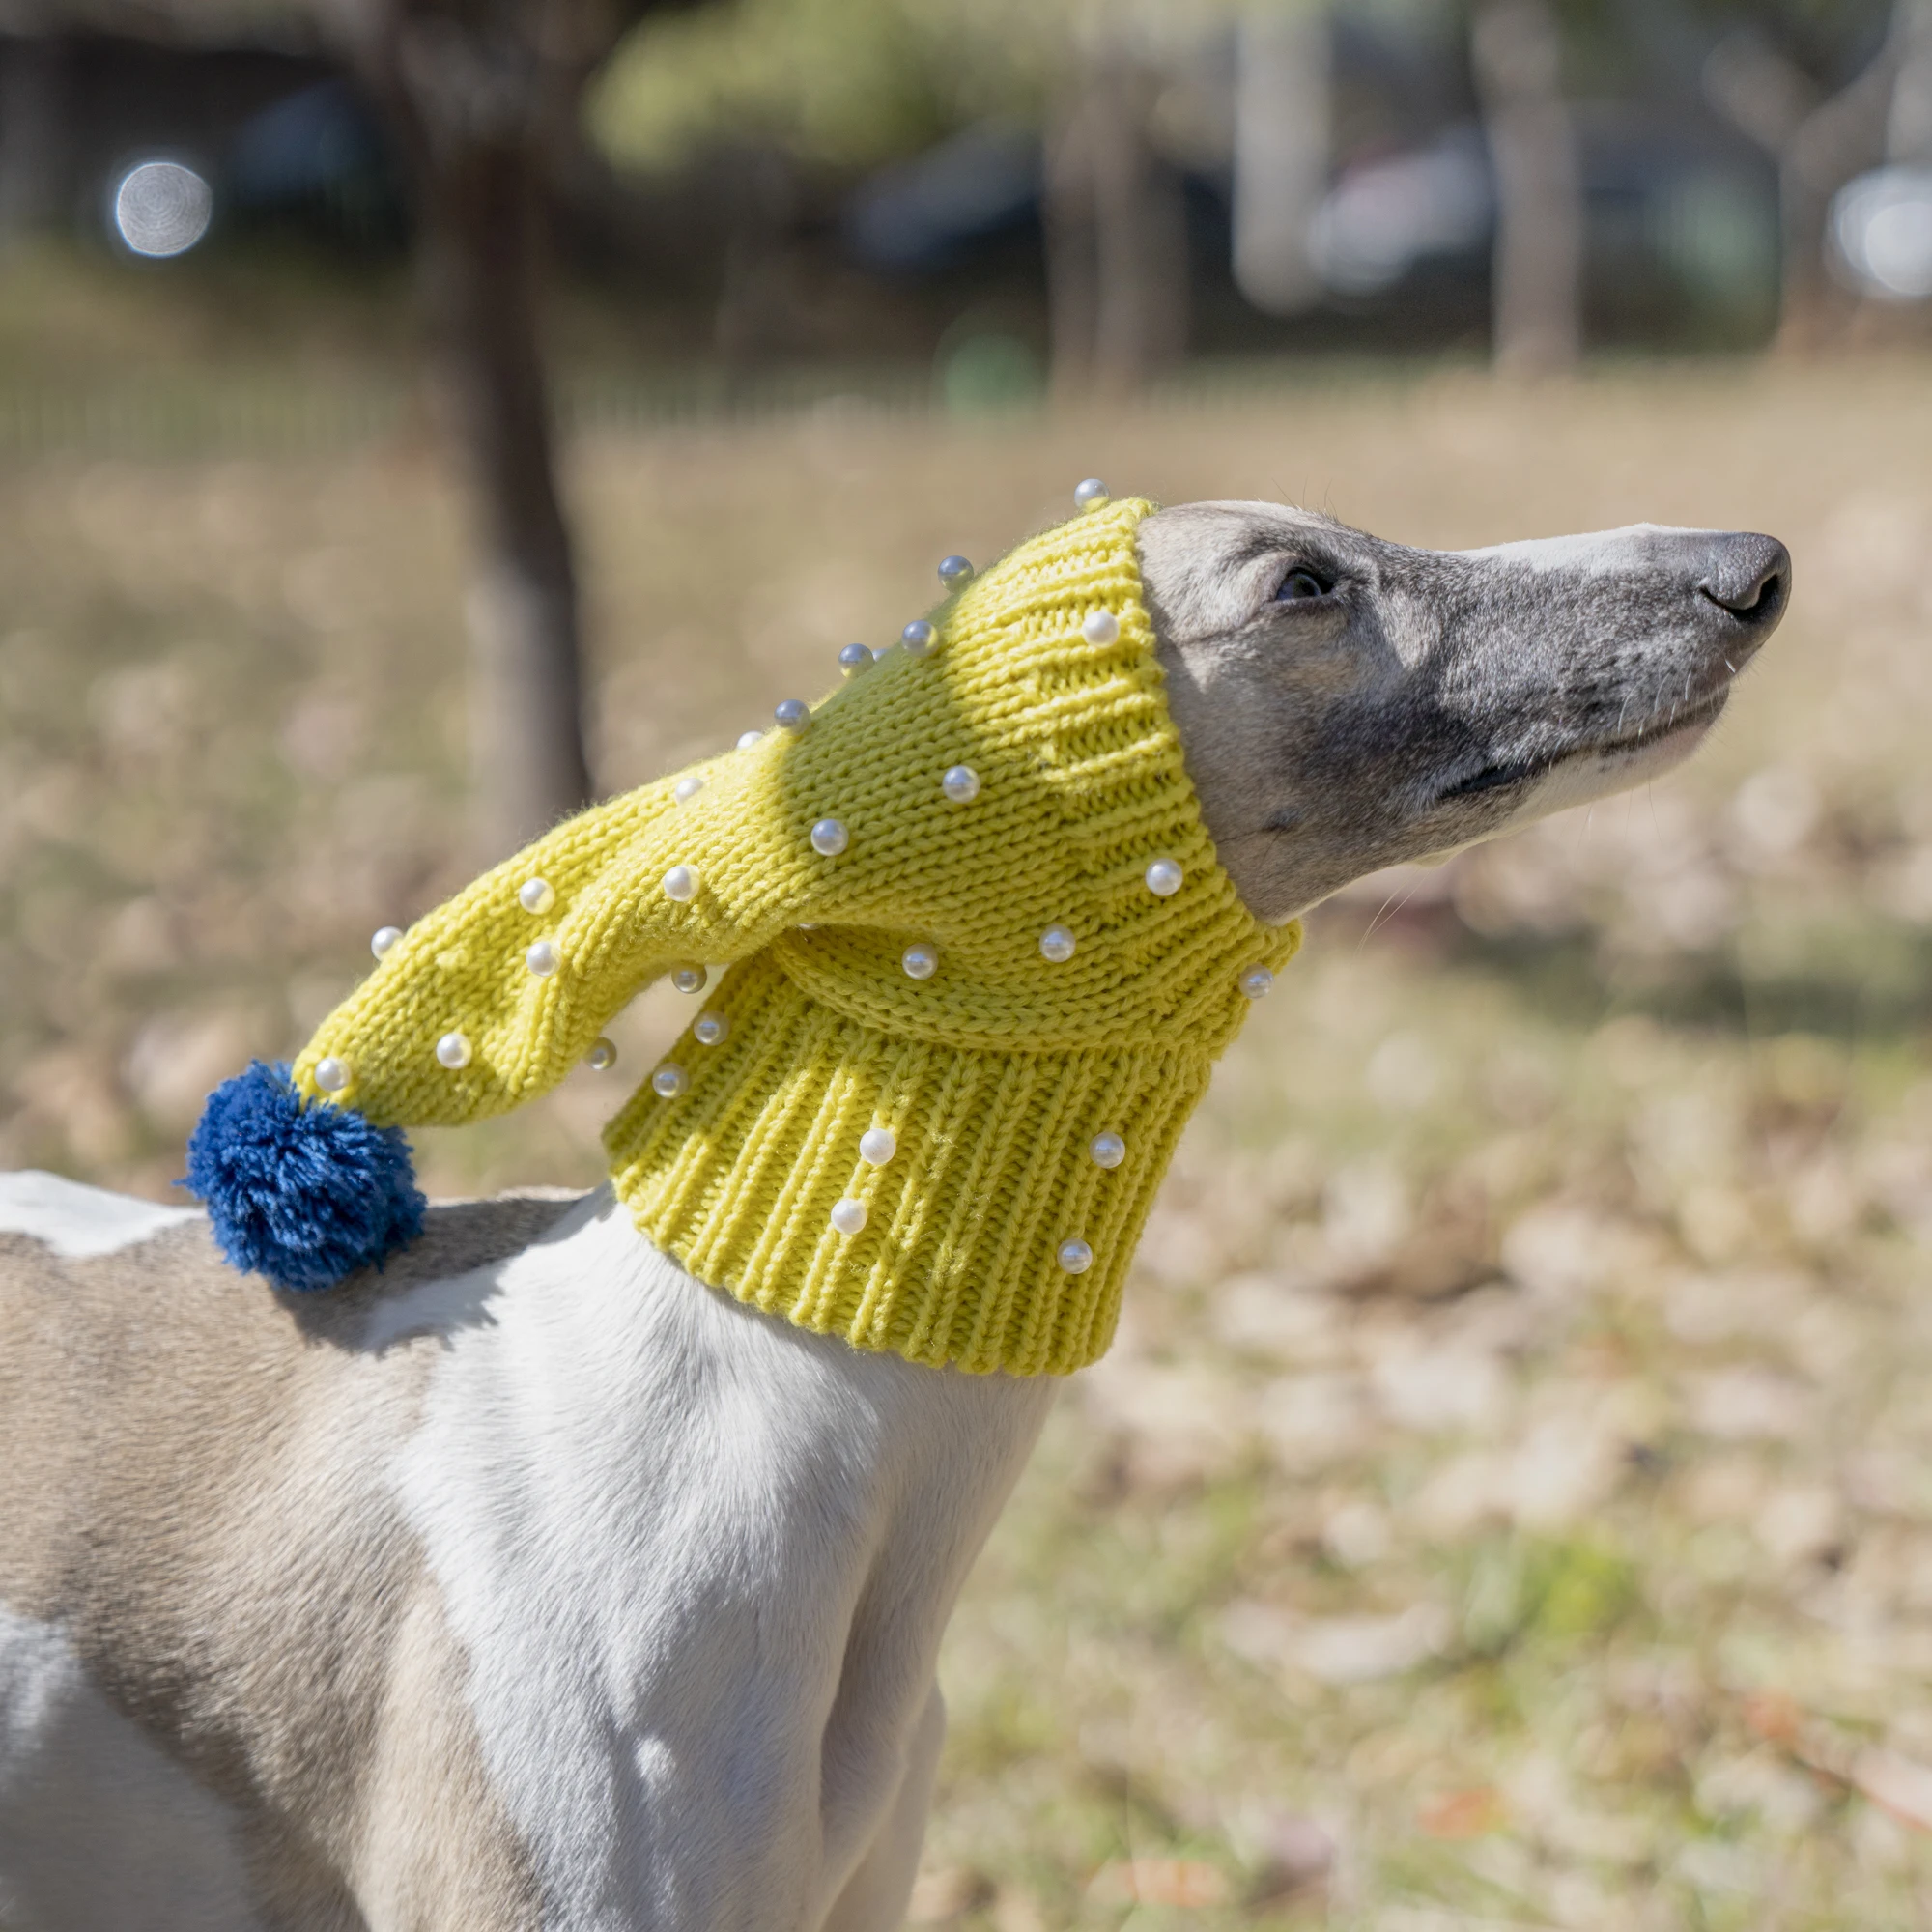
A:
[[1139, 502, 1790, 923]]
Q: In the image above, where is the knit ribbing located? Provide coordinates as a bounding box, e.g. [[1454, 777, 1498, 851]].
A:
[[287, 498, 1299, 1373]]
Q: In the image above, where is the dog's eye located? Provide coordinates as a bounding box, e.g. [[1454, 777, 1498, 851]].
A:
[[1274, 567, 1329, 602]]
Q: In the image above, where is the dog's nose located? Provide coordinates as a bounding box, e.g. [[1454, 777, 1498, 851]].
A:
[[1698, 533, 1790, 624]]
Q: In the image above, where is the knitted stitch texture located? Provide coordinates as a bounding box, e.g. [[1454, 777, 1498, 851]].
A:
[[281, 497, 1299, 1373]]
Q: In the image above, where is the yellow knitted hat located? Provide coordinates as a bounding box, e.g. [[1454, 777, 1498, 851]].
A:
[[187, 495, 1299, 1374]]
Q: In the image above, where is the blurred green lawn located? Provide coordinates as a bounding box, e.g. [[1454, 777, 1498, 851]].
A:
[[6, 315, 1932, 1926]]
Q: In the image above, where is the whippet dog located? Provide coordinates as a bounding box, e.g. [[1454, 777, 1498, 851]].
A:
[[0, 504, 1788, 1931]]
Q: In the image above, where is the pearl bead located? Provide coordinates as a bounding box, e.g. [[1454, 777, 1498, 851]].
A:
[[526, 940, 559, 978], [436, 1032, 471, 1070], [860, 1126, 896, 1166], [314, 1055, 350, 1094], [737, 729, 764, 751], [1074, 477, 1109, 510], [1058, 1238, 1094, 1274], [1145, 857, 1183, 897], [1039, 924, 1075, 963], [694, 1012, 728, 1046], [830, 1197, 868, 1236], [810, 818, 849, 857], [670, 964, 705, 994], [1240, 965, 1275, 1000], [938, 554, 974, 587], [519, 877, 555, 916], [1090, 1132, 1125, 1169], [838, 642, 873, 678], [902, 942, 938, 980], [899, 619, 935, 658], [663, 865, 698, 902], [371, 925, 402, 960], [674, 774, 704, 804], [586, 1037, 617, 1072], [1082, 610, 1120, 645], [651, 1063, 688, 1099], [775, 698, 810, 733], [941, 764, 980, 803]]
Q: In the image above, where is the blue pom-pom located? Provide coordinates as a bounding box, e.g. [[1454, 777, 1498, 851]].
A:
[[184, 1061, 425, 1293]]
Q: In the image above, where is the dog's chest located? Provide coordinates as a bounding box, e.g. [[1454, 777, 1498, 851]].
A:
[[384, 1191, 1055, 1927]]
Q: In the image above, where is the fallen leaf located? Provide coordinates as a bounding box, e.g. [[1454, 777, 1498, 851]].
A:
[[1087, 1858, 1230, 1906], [1417, 1787, 1510, 1839], [1851, 1747, 1932, 1834]]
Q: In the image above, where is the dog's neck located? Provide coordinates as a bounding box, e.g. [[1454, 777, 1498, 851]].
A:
[[377, 1185, 1058, 1916]]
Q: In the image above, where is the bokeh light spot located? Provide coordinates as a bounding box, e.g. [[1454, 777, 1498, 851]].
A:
[[113, 161, 213, 258], [1831, 167, 1932, 302]]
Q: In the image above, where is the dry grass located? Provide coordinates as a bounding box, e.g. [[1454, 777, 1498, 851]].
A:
[[6, 355, 1932, 1926]]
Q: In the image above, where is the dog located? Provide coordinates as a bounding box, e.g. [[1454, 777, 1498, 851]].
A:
[[0, 500, 1787, 1930]]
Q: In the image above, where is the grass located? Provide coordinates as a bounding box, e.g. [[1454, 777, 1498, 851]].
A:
[[5, 324, 1932, 1925]]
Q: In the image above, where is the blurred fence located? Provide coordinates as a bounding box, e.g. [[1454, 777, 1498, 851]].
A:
[[0, 367, 946, 461], [0, 354, 1515, 461]]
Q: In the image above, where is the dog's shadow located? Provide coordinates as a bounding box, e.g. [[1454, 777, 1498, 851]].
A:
[[276, 1190, 591, 1355]]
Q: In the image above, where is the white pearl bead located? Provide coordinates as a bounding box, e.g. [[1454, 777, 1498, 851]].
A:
[[526, 940, 559, 977], [775, 698, 810, 732], [941, 764, 980, 803], [901, 942, 938, 980], [651, 1063, 688, 1099], [899, 619, 935, 658], [436, 1032, 471, 1070], [663, 865, 698, 902], [586, 1037, 617, 1072], [1074, 477, 1109, 510], [694, 1012, 728, 1046], [938, 554, 974, 586], [810, 818, 849, 857], [1058, 1238, 1094, 1274], [1039, 924, 1075, 963], [1145, 857, 1183, 897], [1090, 1132, 1125, 1169], [859, 1126, 896, 1166], [838, 642, 873, 678], [674, 774, 704, 804], [737, 729, 765, 751], [519, 877, 555, 916], [371, 925, 402, 960], [314, 1055, 350, 1094], [670, 964, 705, 994], [1082, 610, 1120, 645], [1240, 965, 1275, 1000], [830, 1197, 868, 1236]]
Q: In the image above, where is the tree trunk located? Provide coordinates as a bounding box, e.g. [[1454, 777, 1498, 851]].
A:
[[1231, 5, 1331, 316], [418, 140, 591, 859], [318, 0, 604, 861], [1776, 42, 1900, 349], [0, 38, 67, 240], [1042, 86, 1101, 395], [1472, 0, 1582, 375], [1892, 0, 1932, 165], [1044, 50, 1187, 398]]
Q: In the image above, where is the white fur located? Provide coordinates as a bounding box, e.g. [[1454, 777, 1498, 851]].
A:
[[0, 1170, 201, 1259], [382, 1188, 1056, 1930], [1508, 711, 1719, 822], [0, 1605, 261, 1932]]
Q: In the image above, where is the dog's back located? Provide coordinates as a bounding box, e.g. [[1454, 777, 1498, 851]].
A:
[[0, 1178, 559, 1930]]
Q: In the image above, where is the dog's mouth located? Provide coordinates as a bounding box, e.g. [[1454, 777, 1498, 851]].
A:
[[1436, 686, 1730, 802]]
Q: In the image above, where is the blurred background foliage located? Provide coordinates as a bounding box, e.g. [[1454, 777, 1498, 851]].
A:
[[6, 0, 1932, 1923]]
